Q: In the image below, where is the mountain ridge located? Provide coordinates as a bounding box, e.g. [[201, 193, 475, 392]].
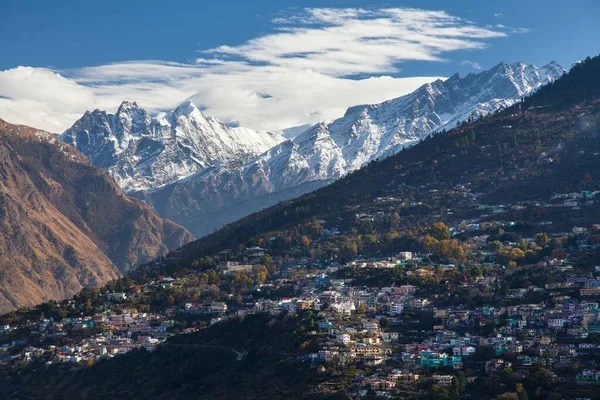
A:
[[0, 119, 194, 312], [61, 101, 285, 192], [134, 61, 565, 236], [61, 61, 564, 237], [144, 55, 599, 272]]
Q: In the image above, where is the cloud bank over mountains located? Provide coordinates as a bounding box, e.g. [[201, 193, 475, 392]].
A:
[[0, 7, 526, 133]]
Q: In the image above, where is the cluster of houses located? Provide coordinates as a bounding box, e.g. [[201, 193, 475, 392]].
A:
[[295, 277, 600, 397], [2, 213, 600, 398], [0, 308, 184, 365]]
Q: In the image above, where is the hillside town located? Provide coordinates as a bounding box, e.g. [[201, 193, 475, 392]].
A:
[[2, 90, 600, 399], [3, 207, 600, 398]]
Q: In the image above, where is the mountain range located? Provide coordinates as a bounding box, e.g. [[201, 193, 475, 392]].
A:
[[62, 61, 564, 238], [0, 120, 193, 312], [156, 55, 600, 273]]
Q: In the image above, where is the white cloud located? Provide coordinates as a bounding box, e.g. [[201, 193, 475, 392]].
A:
[[510, 27, 531, 34], [494, 13, 504, 17], [0, 7, 521, 133], [493, 24, 530, 34], [460, 60, 483, 70], [0, 67, 97, 131], [205, 7, 505, 77]]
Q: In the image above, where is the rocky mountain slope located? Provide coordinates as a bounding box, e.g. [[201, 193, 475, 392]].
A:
[[134, 61, 564, 236], [0, 120, 193, 312]]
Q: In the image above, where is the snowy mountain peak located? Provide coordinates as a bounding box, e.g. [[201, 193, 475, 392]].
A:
[[540, 60, 566, 79], [61, 102, 285, 192], [117, 100, 139, 112], [173, 100, 201, 117], [543, 60, 563, 69], [446, 72, 462, 83], [490, 61, 508, 71], [508, 60, 528, 68]]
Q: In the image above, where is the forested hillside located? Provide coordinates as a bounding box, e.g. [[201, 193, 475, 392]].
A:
[[1, 313, 345, 400]]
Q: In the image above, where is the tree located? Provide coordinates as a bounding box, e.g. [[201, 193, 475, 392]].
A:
[[500, 367, 514, 382], [363, 234, 378, 253], [340, 240, 359, 260], [130, 285, 141, 295], [391, 212, 401, 230], [497, 247, 526, 264], [254, 265, 269, 285], [166, 295, 175, 306], [262, 254, 273, 265], [300, 235, 311, 248], [516, 383, 529, 400], [430, 222, 451, 240], [199, 273, 209, 285], [208, 270, 220, 285], [470, 265, 483, 278], [422, 235, 439, 253], [535, 232, 551, 247], [551, 248, 567, 259], [495, 393, 519, 400]]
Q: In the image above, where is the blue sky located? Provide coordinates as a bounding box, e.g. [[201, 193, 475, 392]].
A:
[[1, 0, 598, 132]]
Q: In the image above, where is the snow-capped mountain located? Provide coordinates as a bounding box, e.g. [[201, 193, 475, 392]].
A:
[[302, 60, 566, 171], [133, 61, 564, 237], [61, 101, 285, 192], [62, 61, 564, 237]]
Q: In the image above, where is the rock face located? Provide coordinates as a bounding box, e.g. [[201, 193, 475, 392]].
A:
[[0, 119, 194, 313], [62, 61, 564, 237]]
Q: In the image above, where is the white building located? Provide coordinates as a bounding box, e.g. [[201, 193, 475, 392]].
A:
[[381, 332, 399, 342], [548, 318, 566, 328], [399, 285, 417, 295], [337, 334, 352, 345], [390, 303, 404, 315], [330, 300, 355, 315], [453, 346, 476, 356], [106, 293, 127, 302], [362, 321, 380, 331]]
